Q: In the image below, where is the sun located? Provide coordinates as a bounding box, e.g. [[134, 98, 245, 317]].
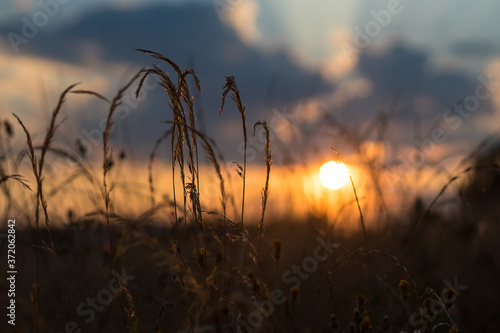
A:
[[319, 161, 350, 190]]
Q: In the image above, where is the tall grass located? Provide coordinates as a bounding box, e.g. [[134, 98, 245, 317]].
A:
[[219, 75, 248, 269], [253, 121, 272, 257], [13, 83, 80, 327], [102, 70, 144, 261]]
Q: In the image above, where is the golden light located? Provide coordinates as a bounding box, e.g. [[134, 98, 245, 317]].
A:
[[319, 161, 350, 190]]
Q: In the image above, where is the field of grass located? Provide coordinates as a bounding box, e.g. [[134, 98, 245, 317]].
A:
[[1, 50, 500, 332]]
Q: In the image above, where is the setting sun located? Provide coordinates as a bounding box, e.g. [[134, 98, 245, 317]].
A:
[[319, 161, 350, 190]]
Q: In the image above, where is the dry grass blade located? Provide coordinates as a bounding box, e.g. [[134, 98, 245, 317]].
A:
[[218, 75, 247, 268], [38, 106, 73, 324], [219, 76, 246, 146], [103, 69, 144, 260], [0, 174, 32, 190], [163, 121, 227, 216], [181, 68, 201, 93], [135, 68, 156, 98], [135, 198, 176, 224], [333, 247, 417, 296], [253, 121, 272, 256], [137, 54, 208, 262], [13, 108, 75, 323], [148, 129, 172, 207], [151, 67, 175, 93], [32, 146, 101, 195], [453, 132, 497, 173], [105, 70, 145, 167], [120, 285, 138, 333], [323, 110, 388, 220], [404, 163, 500, 254], [331, 148, 368, 245], [12, 114, 38, 177], [12, 113, 44, 328], [136, 48, 182, 75], [71, 90, 110, 103], [137, 58, 201, 237], [39, 83, 79, 178], [219, 76, 245, 118]]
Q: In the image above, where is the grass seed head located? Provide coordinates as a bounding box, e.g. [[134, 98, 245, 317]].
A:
[[398, 279, 411, 299]]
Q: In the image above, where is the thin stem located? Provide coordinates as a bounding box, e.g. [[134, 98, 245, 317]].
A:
[[331, 149, 368, 244]]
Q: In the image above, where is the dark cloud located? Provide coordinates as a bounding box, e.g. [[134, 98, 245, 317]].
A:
[[357, 44, 483, 117], [451, 40, 500, 58], [342, 43, 496, 156]]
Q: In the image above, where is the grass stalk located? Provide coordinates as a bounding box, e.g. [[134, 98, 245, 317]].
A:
[[103, 70, 144, 262], [253, 121, 272, 257], [219, 76, 247, 268], [331, 149, 368, 245], [13, 84, 79, 325]]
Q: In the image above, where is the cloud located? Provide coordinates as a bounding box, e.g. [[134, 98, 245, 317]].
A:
[[477, 58, 500, 131], [14, 0, 35, 13], [0, 3, 331, 160], [225, 0, 261, 46], [321, 28, 359, 81], [322, 52, 358, 82], [452, 40, 500, 58], [1, 2, 494, 166], [272, 42, 495, 169], [0, 51, 133, 138], [356, 43, 478, 114]]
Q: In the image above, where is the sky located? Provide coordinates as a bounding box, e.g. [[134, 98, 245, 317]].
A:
[[1, 0, 500, 173]]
